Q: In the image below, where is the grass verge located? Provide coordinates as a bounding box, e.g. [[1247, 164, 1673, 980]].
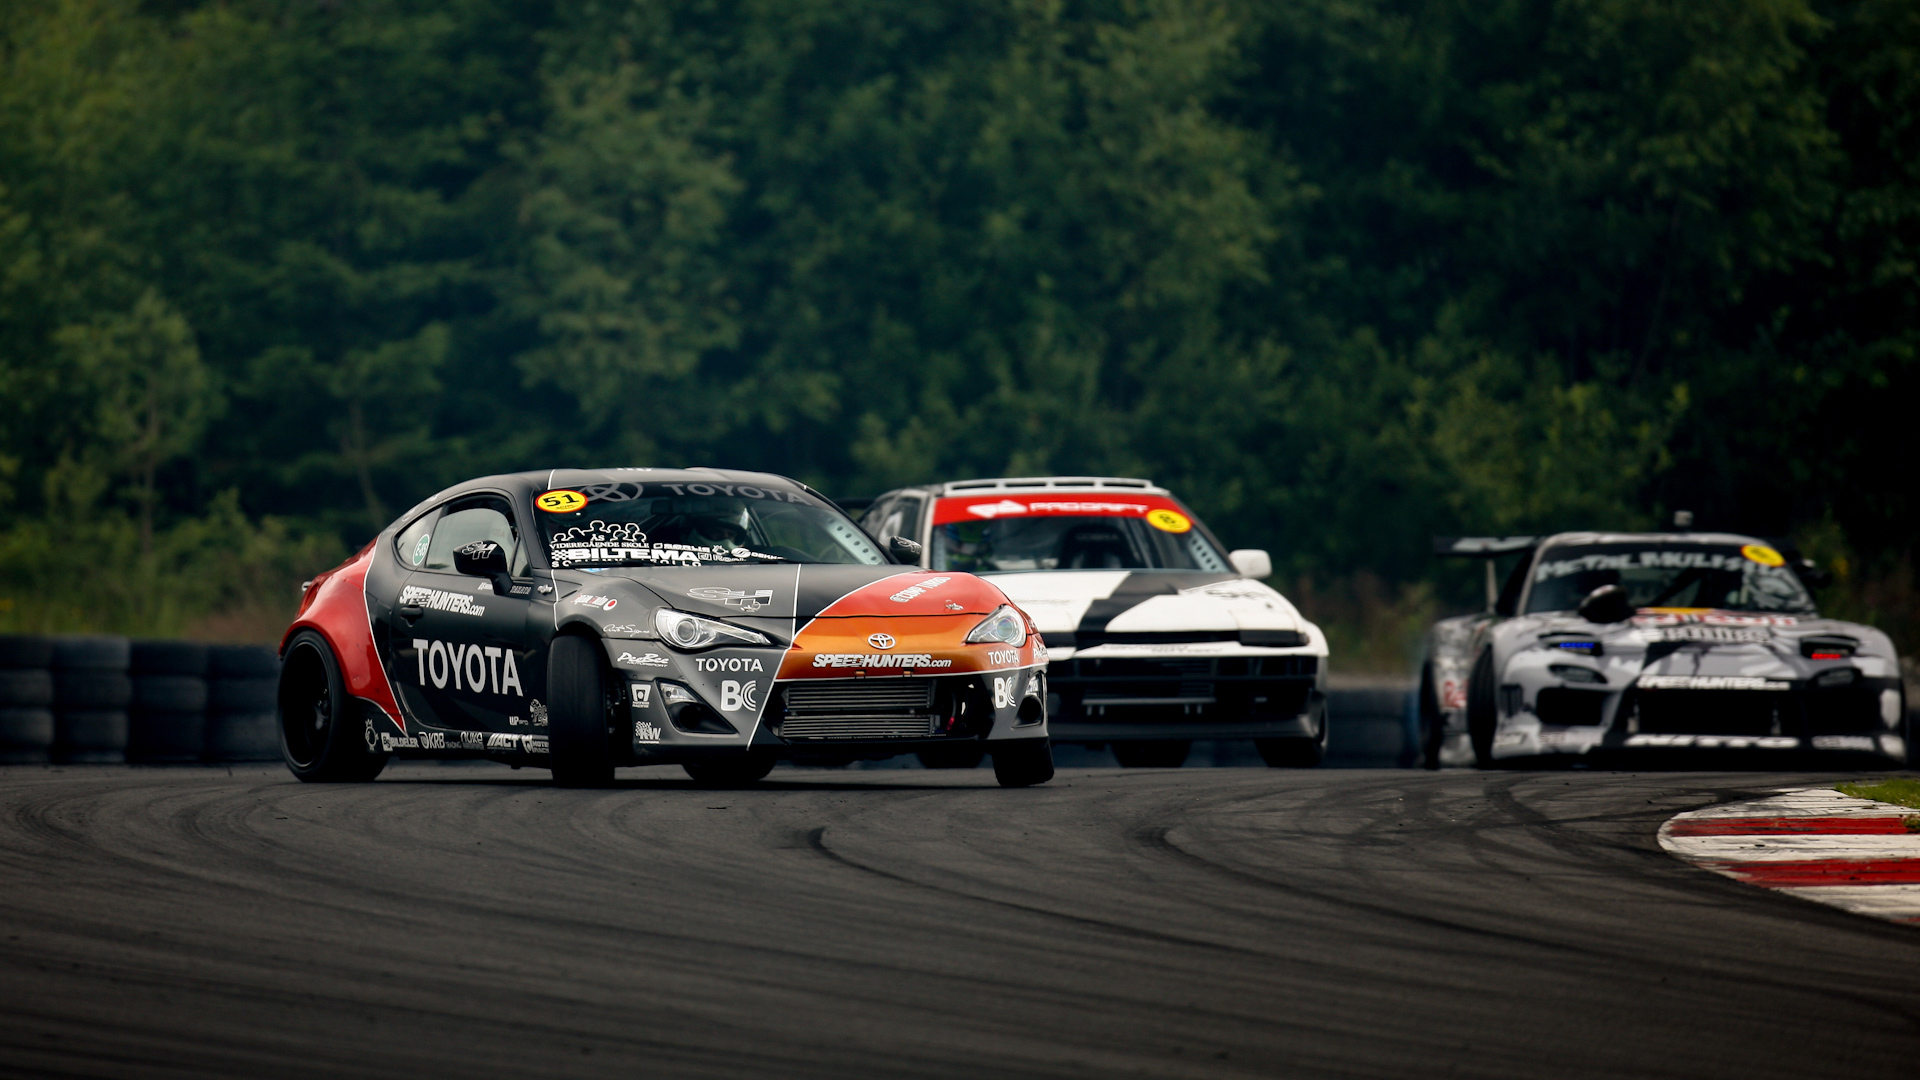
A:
[[1836, 779, 1920, 810]]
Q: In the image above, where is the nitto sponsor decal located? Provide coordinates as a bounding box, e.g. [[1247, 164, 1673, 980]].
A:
[[630, 684, 653, 708], [635, 720, 662, 743], [695, 656, 764, 673], [1639, 625, 1774, 643], [1625, 734, 1799, 749], [986, 649, 1019, 665], [1637, 675, 1792, 691], [618, 652, 671, 667], [811, 653, 953, 669], [571, 594, 619, 611], [868, 633, 896, 649], [718, 680, 760, 712], [889, 576, 952, 602], [412, 639, 524, 696], [400, 585, 486, 617], [687, 586, 775, 612]]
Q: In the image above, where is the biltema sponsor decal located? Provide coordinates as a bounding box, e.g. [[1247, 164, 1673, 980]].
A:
[[719, 680, 759, 712], [695, 656, 764, 673], [634, 720, 662, 743], [1632, 611, 1799, 628], [890, 576, 952, 602], [1637, 675, 1792, 691], [992, 676, 1020, 709], [618, 652, 671, 667], [868, 633, 896, 649], [1625, 734, 1799, 749], [413, 639, 524, 695], [687, 586, 775, 612], [400, 585, 486, 617], [1638, 625, 1774, 643], [630, 684, 653, 708], [986, 649, 1019, 665], [571, 594, 618, 611], [548, 521, 779, 568], [812, 653, 953, 669]]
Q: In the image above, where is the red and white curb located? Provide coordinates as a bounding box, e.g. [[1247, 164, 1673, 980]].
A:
[[1660, 788, 1920, 924]]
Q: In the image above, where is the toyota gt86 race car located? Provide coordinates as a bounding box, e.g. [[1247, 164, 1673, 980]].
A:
[[1419, 531, 1908, 768], [278, 469, 1054, 787], [859, 477, 1328, 768]]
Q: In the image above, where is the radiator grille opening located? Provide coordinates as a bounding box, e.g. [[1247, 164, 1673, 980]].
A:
[[783, 681, 935, 714]]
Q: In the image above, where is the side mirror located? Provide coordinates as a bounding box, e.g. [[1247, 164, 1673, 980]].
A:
[[1229, 549, 1272, 579], [453, 540, 514, 596], [1795, 557, 1833, 589], [889, 535, 923, 564], [1576, 584, 1635, 624]]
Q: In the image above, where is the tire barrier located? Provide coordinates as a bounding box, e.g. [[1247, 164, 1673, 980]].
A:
[[0, 635, 56, 764], [52, 635, 131, 764], [129, 640, 209, 763], [205, 644, 281, 762]]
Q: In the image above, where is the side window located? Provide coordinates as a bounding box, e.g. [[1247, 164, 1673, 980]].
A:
[[394, 510, 439, 569], [422, 497, 530, 576], [861, 496, 896, 542], [895, 497, 925, 545]]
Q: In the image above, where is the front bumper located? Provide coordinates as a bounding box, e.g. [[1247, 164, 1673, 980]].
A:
[[1045, 651, 1323, 743]]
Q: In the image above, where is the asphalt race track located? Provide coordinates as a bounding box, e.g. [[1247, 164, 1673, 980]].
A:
[[3, 764, 1918, 1079]]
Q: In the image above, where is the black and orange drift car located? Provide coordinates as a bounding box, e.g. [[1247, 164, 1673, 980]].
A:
[[277, 469, 1053, 788]]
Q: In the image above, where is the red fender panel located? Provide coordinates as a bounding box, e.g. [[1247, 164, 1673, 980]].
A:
[[281, 542, 404, 731]]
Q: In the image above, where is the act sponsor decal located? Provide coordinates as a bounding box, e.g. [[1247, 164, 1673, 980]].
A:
[[630, 683, 653, 708], [412, 639, 524, 696], [889, 576, 952, 602], [400, 585, 486, 617], [694, 656, 764, 673], [1637, 675, 1792, 691], [487, 733, 520, 751], [536, 489, 588, 513], [719, 680, 760, 712], [811, 653, 953, 669], [688, 586, 776, 612], [618, 652, 671, 667], [1625, 734, 1799, 749], [868, 633, 896, 649], [1741, 544, 1785, 567], [634, 720, 662, 743], [571, 594, 619, 611], [986, 649, 1019, 665], [1146, 509, 1191, 533]]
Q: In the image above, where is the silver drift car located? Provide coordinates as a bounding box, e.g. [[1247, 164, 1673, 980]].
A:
[[1419, 531, 1908, 768]]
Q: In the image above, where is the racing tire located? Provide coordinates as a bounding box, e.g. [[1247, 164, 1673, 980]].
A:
[[279, 630, 387, 783], [1466, 648, 1499, 769], [992, 738, 1055, 788], [1418, 663, 1444, 770], [548, 635, 616, 788], [683, 752, 776, 787], [1112, 740, 1191, 768], [917, 745, 986, 769]]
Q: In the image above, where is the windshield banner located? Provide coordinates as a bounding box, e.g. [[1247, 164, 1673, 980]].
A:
[[934, 493, 1195, 533]]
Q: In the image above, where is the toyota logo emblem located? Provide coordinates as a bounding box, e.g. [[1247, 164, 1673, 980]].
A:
[[868, 633, 896, 649]]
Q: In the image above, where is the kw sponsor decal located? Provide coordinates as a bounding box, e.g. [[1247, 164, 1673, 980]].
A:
[[571, 594, 619, 611], [986, 649, 1020, 665], [400, 585, 486, 617], [630, 684, 653, 708], [868, 633, 896, 649], [1627, 734, 1799, 749], [536, 489, 588, 513], [695, 656, 764, 672], [413, 639, 524, 696], [890, 576, 952, 602], [688, 586, 775, 612], [618, 652, 671, 667], [719, 680, 759, 712], [811, 653, 954, 669], [1637, 675, 1792, 691], [635, 720, 663, 743]]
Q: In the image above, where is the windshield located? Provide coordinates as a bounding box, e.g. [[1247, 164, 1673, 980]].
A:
[[1524, 542, 1814, 615], [929, 495, 1231, 572], [536, 482, 885, 568]]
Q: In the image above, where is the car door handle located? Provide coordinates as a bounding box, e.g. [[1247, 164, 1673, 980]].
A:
[[398, 604, 425, 622]]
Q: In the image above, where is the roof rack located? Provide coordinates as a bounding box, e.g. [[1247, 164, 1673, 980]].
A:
[[940, 476, 1160, 494]]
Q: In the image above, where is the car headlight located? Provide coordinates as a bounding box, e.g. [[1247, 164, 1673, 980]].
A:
[[654, 608, 770, 650], [965, 604, 1027, 647], [1549, 664, 1607, 685]]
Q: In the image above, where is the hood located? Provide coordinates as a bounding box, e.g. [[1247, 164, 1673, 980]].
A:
[[564, 563, 1005, 622], [984, 570, 1303, 635]]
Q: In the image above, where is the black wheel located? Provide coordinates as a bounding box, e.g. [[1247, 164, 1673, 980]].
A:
[[1466, 648, 1498, 769], [1112, 739, 1191, 768], [917, 744, 986, 769], [549, 634, 616, 787], [683, 752, 776, 786], [1257, 695, 1328, 767], [279, 630, 387, 782], [992, 738, 1054, 787], [1419, 663, 1444, 770]]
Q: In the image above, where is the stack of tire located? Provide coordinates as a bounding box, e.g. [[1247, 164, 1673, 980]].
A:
[[53, 636, 132, 763], [0, 636, 55, 763], [206, 645, 281, 761], [129, 640, 208, 763]]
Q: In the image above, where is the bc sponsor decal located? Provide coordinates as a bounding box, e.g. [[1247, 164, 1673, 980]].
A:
[[1146, 509, 1192, 533], [889, 576, 952, 602], [992, 676, 1020, 709], [695, 656, 764, 673], [400, 585, 486, 617], [811, 653, 953, 669], [635, 720, 662, 743], [412, 638, 524, 696], [536, 489, 588, 513], [630, 683, 653, 708], [618, 651, 670, 667], [687, 586, 775, 612], [719, 680, 760, 712], [1741, 544, 1785, 567]]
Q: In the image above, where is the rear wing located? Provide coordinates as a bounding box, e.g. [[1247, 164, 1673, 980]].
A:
[[1433, 536, 1538, 611]]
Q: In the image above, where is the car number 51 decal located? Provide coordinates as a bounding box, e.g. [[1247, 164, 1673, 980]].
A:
[[536, 489, 588, 513], [1146, 508, 1192, 533]]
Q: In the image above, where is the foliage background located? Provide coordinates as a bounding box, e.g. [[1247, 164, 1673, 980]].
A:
[[1, 0, 1914, 668]]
